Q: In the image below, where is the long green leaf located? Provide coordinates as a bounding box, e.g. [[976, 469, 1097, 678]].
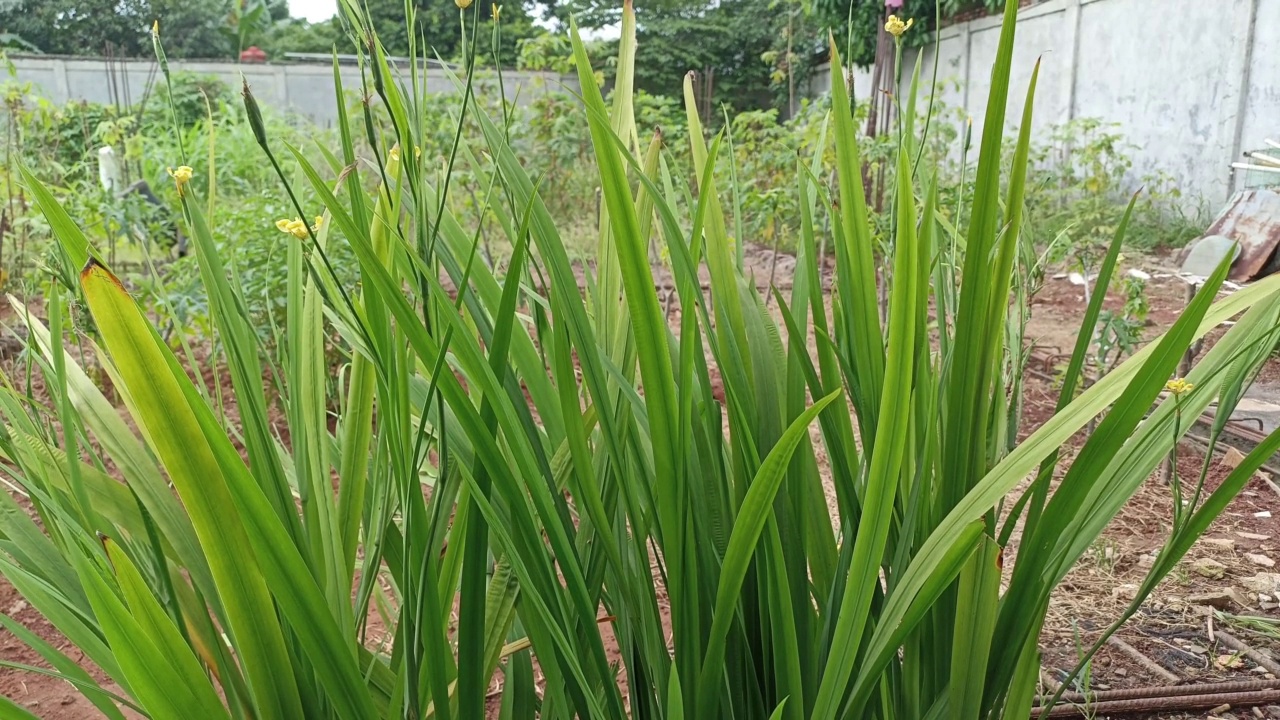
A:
[[75, 545, 227, 718], [814, 141, 921, 720], [78, 259, 303, 720], [826, 38, 885, 446], [696, 389, 841, 717], [79, 259, 380, 720]]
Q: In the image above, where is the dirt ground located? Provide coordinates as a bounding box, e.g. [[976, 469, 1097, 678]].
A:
[[1019, 257, 1280, 720], [0, 244, 1276, 718]]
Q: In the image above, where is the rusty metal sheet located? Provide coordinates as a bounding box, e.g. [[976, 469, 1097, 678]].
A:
[[1198, 189, 1280, 282]]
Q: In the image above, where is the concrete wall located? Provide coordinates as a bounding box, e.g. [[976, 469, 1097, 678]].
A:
[[7, 55, 578, 128], [803, 0, 1278, 207]]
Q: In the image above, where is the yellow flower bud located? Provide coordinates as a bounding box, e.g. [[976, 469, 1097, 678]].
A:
[[1165, 378, 1195, 396], [491, 3, 501, 21], [456, 0, 472, 9], [167, 165, 193, 195], [884, 15, 913, 38], [275, 217, 310, 240]]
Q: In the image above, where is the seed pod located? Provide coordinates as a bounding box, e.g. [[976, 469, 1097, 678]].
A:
[[242, 78, 269, 150], [150, 20, 170, 75]]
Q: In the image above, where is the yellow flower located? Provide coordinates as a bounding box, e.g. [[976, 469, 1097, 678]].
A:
[[884, 15, 913, 38], [455, 0, 472, 9], [390, 144, 422, 165], [491, 3, 501, 21], [312, 215, 324, 232], [275, 217, 310, 240], [1165, 378, 1195, 396], [167, 165, 193, 194]]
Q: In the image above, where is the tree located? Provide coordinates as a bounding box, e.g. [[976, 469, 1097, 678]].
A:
[[630, 0, 783, 113], [260, 18, 346, 57], [225, 0, 295, 55], [542, 0, 794, 114], [0, 0, 232, 57], [547, 0, 957, 114], [541, 0, 690, 35], [361, 0, 539, 66], [813, 0, 947, 67]]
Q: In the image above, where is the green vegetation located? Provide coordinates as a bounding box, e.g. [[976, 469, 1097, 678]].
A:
[[0, 3, 1270, 720], [0, 0, 289, 57], [0, 0, 539, 63], [0, 54, 1204, 322]]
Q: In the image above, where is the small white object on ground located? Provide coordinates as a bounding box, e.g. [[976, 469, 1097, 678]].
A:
[[1244, 553, 1276, 568], [1242, 573, 1280, 594], [1111, 583, 1138, 600], [98, 146, 122, 194], [1193, 557, 1227, 578], [1189, 587, 1252, 609]]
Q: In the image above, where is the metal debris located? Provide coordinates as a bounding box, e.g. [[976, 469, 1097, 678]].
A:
[[1034, 678, 1280, 718], [1183, 189, 1280, 282], [1182, 234, 1241, 279]]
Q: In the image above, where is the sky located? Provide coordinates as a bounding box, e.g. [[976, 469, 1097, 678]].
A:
[[288, 0, 339, 23], [286, 0, 618, 38]]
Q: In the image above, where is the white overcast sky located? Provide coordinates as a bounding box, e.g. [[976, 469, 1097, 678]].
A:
[[288, 0, 338, 22]]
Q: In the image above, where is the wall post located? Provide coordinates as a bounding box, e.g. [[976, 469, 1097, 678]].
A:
[[1226, 0, 1260, 196], [52, 59, 70, 105], [1060, 0, 1082, 124]]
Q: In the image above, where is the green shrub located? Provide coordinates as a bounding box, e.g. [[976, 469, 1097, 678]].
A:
[[154, 71, 238, 129], [0, 65, 339, 324], [1027, 117, 1204, 251]]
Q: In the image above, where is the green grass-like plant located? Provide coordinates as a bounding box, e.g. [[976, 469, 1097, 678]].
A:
[[0, 2, 1277, 719]]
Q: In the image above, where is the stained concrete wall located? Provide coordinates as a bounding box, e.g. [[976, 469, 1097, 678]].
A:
[[1240, 0, 1280, 163], [803, 0, 1278, 207], [7, 55, 578, 128]]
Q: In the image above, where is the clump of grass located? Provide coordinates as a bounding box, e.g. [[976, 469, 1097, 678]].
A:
[[0, 2, 1278, 719]]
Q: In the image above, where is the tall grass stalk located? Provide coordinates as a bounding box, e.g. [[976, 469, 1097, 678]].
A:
[[0, 3, 1277, 719]]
